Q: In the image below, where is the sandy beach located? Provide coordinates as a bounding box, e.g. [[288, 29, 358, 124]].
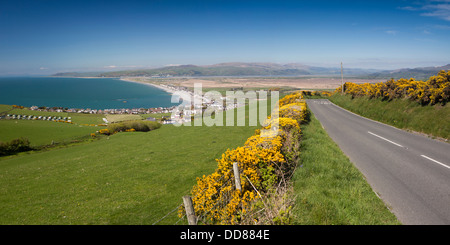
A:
[[119, 77, 174, 93], [120, 77, 193, 103]]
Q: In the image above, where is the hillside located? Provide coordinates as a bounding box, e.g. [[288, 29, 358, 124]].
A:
[[0, 103, 262, 224]]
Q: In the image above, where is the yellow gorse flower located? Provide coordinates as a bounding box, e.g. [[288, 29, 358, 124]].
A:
[[179, 91, 308, 224], [336, 70, 450, 105]]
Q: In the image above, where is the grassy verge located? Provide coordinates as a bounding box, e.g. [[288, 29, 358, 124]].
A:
[[328, 94, 450, 140], [291, 111, 400, 224]]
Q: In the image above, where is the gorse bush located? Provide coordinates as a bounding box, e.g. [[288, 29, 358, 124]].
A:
[[98, 128, 111, 135], [179, 92, 307, 224], [337, 70, 450, 105], [0, 137, 33, 156], [108, 120, 161, 133], [301, 90, 332, 98]]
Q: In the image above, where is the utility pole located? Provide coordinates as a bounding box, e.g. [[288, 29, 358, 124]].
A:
[[341, 62, 344, 93]]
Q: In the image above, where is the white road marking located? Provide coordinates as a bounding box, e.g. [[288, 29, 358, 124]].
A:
[[367, 131, 449, 170], [368, 131, 404, 148], [421, 155, 450, 170], [316, 100, 331, 104]]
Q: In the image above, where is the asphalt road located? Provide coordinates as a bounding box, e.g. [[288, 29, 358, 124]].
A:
[[306, 99, 450, 225]]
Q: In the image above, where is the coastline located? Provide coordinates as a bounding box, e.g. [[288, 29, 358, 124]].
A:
[[119, 77, 192, 103], [119, 77, 174, 94]]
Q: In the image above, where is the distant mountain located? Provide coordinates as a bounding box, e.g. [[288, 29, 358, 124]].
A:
[[51, 62, 450, 79], [366, 64, 450, 80], [203, 62, 379, 75], [51, 62, 379, 77], [97, 63, 314, 77]]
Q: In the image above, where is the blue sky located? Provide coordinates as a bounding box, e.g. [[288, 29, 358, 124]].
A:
[[1, 0, 450, 75]]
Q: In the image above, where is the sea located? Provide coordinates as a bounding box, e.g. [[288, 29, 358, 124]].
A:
[[0, 77, 178, 110]]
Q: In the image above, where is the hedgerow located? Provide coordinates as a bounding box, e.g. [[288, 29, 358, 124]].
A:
[[107, 120, 161, 133], [0, 137, 33, 156], [179, 92, 307, 224], [337, 70, 450, 105]]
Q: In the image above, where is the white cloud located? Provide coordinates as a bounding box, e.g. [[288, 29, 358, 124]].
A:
[[421, 3, 450, 21], [400, 1, 450, 21], [398, 6, 419, 11], [39, 67, 49, 70]]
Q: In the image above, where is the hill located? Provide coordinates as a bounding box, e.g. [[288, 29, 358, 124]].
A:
[[366, 64, 450, 80], [51, 62, 450, 80], [52, 62, 379, 78]]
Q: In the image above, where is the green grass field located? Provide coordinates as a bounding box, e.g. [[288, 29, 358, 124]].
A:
[[328, 94, 450, 140], [1, 106, 105, 124], [0, 104, 108, 148], [291, 112, 400, 224], [0, 120, 101, 147], [0, 123, 259, 224], [0, 101, 264, 224], [139, 113, 171, 120], [105, 114, 142, 123]]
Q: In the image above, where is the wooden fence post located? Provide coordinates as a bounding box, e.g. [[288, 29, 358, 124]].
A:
[[182, 195, 197, 225], [233, 162, 242, 191]]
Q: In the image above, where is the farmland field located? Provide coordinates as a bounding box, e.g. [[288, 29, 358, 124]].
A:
[[0, 120, 101, 147], [0, 105, 261, 224], [0, 105, 108, 147], [105, 114, 142, 123], [1, 105, 106, 125]]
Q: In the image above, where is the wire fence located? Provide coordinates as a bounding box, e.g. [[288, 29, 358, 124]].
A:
[[151, 168, 235, 225], [150, 163, 293, 225]]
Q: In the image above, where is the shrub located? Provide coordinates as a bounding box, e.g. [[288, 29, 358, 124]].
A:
[[0, 137, 33, 156], [336, 70, 450, 105], [107, 120, 161, 133], [98, 128, 111, 135]]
